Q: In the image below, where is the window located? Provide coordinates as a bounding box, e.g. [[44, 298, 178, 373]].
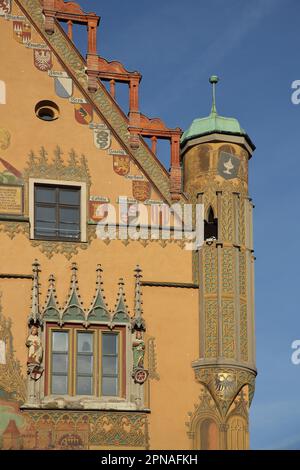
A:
[[35, 100, 59, 121], [204, 206, 218, 240], [51, 331, 69, 395], [76, 332, 93, 395], [102, 333, 118, 396], [47, 325, 123, 398], [34, 184, 80, 241]]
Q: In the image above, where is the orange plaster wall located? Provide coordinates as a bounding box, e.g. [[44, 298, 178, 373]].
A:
[[0, 2, 201, 450]]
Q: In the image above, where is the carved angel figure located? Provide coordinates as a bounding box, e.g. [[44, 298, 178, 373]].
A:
[[26, 326, 43, 365]]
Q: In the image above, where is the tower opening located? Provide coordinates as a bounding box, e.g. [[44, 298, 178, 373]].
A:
[[204, 206, 218, 240]]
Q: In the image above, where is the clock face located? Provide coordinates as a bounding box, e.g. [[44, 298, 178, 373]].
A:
[[217, 151, 240, 180]]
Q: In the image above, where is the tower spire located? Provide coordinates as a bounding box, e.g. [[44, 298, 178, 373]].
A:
[[209, 75, 219, 115]]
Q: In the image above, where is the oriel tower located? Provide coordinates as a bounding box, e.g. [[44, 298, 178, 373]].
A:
[[181, 76, 256, 450]]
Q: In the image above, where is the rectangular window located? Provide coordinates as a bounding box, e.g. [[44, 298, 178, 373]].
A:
[[51, 331, 69, 395], [34, 184, 80, 241], [76, 332, 93, 395], [101, 333, 119, 396], [47, 326, 123, 398]]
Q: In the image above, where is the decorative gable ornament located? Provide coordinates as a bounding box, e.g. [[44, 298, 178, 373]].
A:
[[112, 279, 130, 324], [27, 259, 42, 327], [87, 265, 110, 323], [61, 263, 85, 323], [43, 274, 60, 322], [36, 263, 141, 327]]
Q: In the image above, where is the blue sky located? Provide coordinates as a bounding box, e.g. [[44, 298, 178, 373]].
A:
[[74, 0, 300, 449]]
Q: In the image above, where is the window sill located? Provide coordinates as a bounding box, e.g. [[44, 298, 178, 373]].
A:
[[21, 396, 150, 412], [31, 237, 85, 243]]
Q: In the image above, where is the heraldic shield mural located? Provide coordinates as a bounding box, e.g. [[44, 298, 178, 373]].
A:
[[217, 151, 240, 180], [0, 1, 11, 16]]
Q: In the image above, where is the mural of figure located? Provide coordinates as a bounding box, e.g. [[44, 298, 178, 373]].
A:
[[26, 326, 43, 365], [132, 330, 145, 369]]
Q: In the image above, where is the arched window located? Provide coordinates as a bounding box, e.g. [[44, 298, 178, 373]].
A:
[[200, 418, 219, 450], [0, 81, 6, 104], [204, 206, 218, 240]]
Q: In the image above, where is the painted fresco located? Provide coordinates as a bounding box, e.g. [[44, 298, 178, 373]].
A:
[[0, 394, 149, 450]]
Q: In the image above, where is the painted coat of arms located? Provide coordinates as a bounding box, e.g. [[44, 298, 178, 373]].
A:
[[13, 20, 31, 44], [113, 155, 130, 176], [132, 180, 151, 202], [217, 151, 240, 180], [33, 49, 52, 72], [93, 128, 111, 150], [54, 76, 73, 98], [214, 372, 237, 401], [89, 201, 108, 222], [0, 0, 11, 16], [74, 103, 93, 125]]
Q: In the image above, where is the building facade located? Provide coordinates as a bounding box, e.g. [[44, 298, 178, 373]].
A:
[[0, 0, 256, 450]]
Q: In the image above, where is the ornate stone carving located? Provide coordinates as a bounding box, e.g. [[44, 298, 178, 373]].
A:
[[203, 245, 217, 294], [147, 337, 159, 381], [131, 266, 148, 384], [112, 278, 130, 324], [24, 146, 91, 185], [35, 262, 142, 327], [222, 300, 235, 359], [61, 262, 85, 322], [26, 325, 43, 367], [193, 366, 256, 417], [185, 174, 248, 201], [239, 251, 247, 297], [132, 331, 146, 369], [87, 264, 110, 323], [186, 387, 221, 441], [21, 410, 150, 449], [221, 192, 234, 242], [222, 248, 234, 293], [238, 197, 246, 245], [205, 300, 218, 358], [240, 303, 248, 362], [0, 221, 29, 239]]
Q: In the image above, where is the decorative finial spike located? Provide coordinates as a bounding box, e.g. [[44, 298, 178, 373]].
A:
[[209, 75, 219, 115], [28, 259, 42, 326], [132, 265, 145, 331], [96, 264, 103, 273]]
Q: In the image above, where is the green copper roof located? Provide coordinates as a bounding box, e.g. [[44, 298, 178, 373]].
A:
[[181, 76, 253, 148]]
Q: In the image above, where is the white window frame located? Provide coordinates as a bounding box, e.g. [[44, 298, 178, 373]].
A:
[[29, 178, 87, 242]]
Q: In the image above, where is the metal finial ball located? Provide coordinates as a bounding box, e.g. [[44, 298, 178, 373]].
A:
[[209, 75, 219, 84]]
